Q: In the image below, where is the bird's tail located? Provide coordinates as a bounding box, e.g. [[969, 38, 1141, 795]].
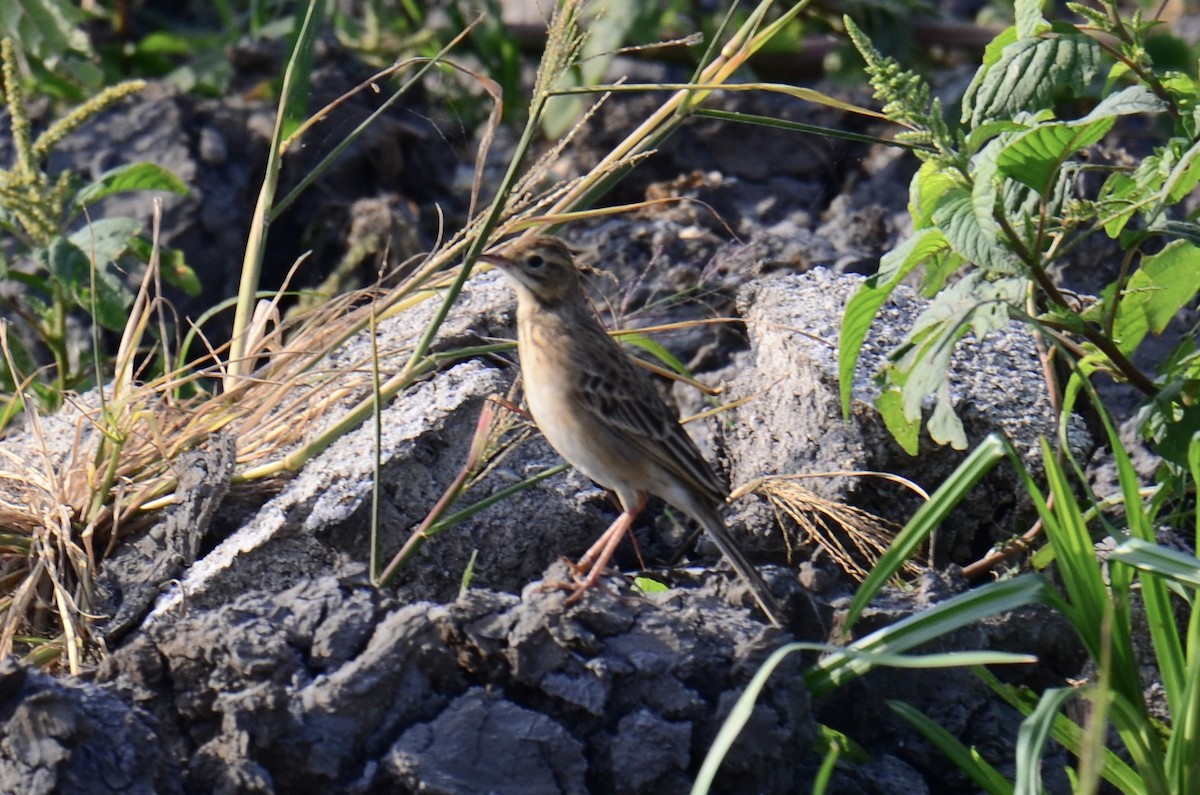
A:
[[699, 512, 785, 628]]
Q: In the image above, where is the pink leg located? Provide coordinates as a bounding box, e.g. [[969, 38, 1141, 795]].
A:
[[565, 495, 647, 604]]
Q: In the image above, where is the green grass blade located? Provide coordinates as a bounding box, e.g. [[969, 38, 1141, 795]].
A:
[[1015, 687, 1079, 795], [845, 432, 1007, 629], [889, 700, 1014, 795], [810, 575, 1048, 696]]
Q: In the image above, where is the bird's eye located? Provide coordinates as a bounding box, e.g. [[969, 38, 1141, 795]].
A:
[[526, 254, 545, 269]]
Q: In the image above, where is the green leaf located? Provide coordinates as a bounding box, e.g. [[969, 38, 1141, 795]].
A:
[[997, 117, 1114, 195], [632, 576, 670, 594], [1109, 239, 1200, 353], [616, 331, 690, 378], [1015, 0, 1049, 38], [68, 217, 142, 268], [39, 236, 134, 331], [1015, 687, 1085, 794], [843, 434, 1009, 629], [1138, 240, 1200, 333], [126, 237, 201, 297], [962, 33, 1102, 127], [0, 0, 91, 61], [996, 86, 1164, 197], [838, 228, 951, 417], [910, 160, 960, 228], [933, 188, 1023, 274], [72, 163, 189, 208], [875, 388, 920, 455], [812, 574, 1048, 694], [1110, 536, 1200, 589]]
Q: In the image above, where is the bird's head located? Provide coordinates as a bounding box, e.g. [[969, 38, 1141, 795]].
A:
[[479, 236, 583, 306]]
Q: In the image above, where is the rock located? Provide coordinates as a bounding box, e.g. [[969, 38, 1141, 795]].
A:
[[97, 570, 810, 793], [0, 659, 179, 794], [725, 268, 1092, 565]]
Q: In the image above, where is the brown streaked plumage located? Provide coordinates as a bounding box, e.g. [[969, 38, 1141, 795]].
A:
[[479, 235, 784, 627]]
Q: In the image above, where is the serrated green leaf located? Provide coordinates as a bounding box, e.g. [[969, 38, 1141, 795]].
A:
[[932, 188, 1023, 274], [1110, 239, 1200, 353], [1138, 240, 1200, 333], [963, 34, 1102, 127], [1082, 84, 1166, 120], [1015, 0, 1049, 38], [72, 163, 189, 208], [839, 228, 950, 417], [996, 117, 1114, 195], [965, 119, 1029, 153], [971, 137, 1004, 236]]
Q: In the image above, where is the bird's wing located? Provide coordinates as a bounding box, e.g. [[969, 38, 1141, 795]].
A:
[[567, 322, 727, 504]]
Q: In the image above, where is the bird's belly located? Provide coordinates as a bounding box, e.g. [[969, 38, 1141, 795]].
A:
[[521, 342, 621, 492]]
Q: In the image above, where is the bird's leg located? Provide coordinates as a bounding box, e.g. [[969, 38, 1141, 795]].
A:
[[564, 495, 647, 603]]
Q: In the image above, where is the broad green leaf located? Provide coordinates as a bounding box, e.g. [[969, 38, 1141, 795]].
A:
[[933, 188, 1023, 274], [39, 235, 134, 331], [1138, 240, 1200, 333], [839, 229, 950, 417], [971, 136, 1004, 236], [996, 117, 1114, 195], [965, 119, 1028, 156], [963, 33, 1102, 127], [1110, 239, 1200, 353], [1082, 84, 1166, 120], [910, 160, 960, 228], [68, 217, 142, 267], [1149, 399, 1200, 468], [72, 163, 189, 208]]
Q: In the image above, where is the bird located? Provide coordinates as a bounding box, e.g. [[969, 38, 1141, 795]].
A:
[[478, 235, 784, 627]]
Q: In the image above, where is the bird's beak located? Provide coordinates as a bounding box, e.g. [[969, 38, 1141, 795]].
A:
[[477, 252, 509, 268]]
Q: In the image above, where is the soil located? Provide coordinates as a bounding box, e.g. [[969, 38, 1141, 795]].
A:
[[0, 11, 1183, 795]]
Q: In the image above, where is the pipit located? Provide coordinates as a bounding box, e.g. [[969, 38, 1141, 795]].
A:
[[479, 236, 784, 627]]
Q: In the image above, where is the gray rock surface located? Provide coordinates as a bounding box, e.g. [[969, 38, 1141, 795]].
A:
[[726, 268, 1092, 565]]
